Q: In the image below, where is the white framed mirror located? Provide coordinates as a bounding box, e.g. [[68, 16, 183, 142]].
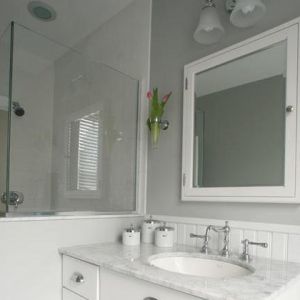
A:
[[182, 22, 299, 203]]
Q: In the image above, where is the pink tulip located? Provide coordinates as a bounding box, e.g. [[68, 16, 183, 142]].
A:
[[162, 92, 172, 103], [147, 91, 153, 100]]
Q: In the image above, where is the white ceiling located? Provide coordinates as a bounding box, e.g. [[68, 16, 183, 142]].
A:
[[0, 0, 136, 48]]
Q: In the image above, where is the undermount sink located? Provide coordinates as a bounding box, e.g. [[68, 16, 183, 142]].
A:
[[148, 253, 254, 279]]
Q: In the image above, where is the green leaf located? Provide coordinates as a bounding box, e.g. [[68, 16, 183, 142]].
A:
[[152, 88, 159, 106]]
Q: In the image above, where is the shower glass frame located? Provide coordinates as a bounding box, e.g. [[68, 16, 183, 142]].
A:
[[0, 22, 14, 215], [1, 21, 143, 217]]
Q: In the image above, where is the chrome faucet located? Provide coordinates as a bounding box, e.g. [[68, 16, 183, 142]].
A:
[[240, 239, 268, 262], [191, 221, 231, 256], [211, 221, 231, 258], [190, 225, 213, 254]]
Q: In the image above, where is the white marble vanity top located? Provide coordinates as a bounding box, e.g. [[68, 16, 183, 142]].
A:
[[59, 243, 300, 300]]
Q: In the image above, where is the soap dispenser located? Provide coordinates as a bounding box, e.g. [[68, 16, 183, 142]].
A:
[[155, 222, 174, 248], [142, 216, 160, 244], [122, 224, 140, 246]]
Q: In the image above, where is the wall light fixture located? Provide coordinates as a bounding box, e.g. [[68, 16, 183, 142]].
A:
[[194, 0, 266, 45]]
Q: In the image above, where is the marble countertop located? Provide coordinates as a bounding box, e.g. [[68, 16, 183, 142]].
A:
[[59, 243, 300, 300]]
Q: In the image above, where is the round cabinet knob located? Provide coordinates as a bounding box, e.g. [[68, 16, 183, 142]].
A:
[[286, 105, 295, 113], [71, 272, 84, 284]]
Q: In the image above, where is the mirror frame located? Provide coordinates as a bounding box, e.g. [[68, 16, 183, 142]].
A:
[[182, 19, 300, 203]]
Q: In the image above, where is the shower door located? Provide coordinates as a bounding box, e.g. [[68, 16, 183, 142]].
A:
[[2, 22, 140, 215], [0, 23, 13, 214]]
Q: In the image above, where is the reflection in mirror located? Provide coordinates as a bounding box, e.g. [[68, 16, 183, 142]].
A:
[[193, 41, 287, 188]]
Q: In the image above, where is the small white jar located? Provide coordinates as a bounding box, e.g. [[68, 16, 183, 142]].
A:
[[122, 224, 140, 246], [142, 216, 160, 244], [155, 223, 174, 248]]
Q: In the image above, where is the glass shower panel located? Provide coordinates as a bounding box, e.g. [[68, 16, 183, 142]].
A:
[[8, 23, 139, 213], [0, 25, 12, 214]]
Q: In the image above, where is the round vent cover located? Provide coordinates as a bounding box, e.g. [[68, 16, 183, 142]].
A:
[[28, 1, 57, 21]]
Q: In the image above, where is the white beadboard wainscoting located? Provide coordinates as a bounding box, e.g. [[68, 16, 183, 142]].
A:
[[153, 215, 300, 263], [0, 215, 143, 300]]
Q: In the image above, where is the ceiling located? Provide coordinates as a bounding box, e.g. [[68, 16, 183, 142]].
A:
[[0, 0, 136, 48]]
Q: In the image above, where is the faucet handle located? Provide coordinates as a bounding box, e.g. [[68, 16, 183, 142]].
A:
[[248, 240, 268, 248], [242, 239, 268, 248], [241, 239, 268, 262], [190, 233, 207, 239], [190, 232, 211, 254]]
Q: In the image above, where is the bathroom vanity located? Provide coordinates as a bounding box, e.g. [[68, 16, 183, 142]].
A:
[[59, 243, 300, 300]]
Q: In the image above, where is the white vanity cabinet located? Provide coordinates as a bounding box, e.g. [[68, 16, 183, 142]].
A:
[[62, 255, 100, 300], [100, 268, 202, 300], [61, 250, 300, 300], [63, 288, 87, 300], [61, 255, 203, 300]]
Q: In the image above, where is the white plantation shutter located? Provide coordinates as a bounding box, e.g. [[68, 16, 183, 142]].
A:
[[67, 111, 101, 193], [77, 112, 99, 190]]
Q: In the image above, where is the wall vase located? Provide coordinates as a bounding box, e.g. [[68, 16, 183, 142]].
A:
[[148, 117, 169, 149]]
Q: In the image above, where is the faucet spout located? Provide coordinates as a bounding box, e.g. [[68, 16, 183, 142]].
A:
[[190, 221, 231, 257], [190, 225, 212, 254], [211, 221, 231, 257]]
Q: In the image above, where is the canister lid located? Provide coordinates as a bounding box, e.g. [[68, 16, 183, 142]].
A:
[[156, 222, 174, 232], [125, 224, 140, 233], [144, 215, 160, 225]]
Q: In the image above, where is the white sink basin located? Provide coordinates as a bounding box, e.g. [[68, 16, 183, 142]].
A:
[[149, 254, 254, 279]]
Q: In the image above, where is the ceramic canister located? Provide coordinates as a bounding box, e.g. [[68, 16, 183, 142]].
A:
[[142, 216, 161, 244], [155, 222, 174, 248], [122, 224, 140, 246]]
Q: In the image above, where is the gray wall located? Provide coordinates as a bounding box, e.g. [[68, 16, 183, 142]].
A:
[[147, 0, 300, 225]]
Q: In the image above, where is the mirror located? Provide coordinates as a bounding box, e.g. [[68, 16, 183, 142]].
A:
[[182, 24, 298, 202], [193, 42, 286, 188]]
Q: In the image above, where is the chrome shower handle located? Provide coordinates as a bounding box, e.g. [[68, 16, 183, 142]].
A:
[[1, 191, 24, 208]]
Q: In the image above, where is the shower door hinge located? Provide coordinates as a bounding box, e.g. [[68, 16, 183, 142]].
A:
[[183, 173, 186, 186], [185, 78, 188, 90]]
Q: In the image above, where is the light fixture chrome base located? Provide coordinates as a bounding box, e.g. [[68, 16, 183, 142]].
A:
[[147, 118, 169, 131], [225, 0, 237, 13]]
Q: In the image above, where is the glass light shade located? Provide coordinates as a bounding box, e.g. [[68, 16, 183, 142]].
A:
[[230, 0, 266, 28], [194, 6, 225, 45]]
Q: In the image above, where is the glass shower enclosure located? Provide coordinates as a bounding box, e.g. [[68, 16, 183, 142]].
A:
[[0, 22, 140, 216]]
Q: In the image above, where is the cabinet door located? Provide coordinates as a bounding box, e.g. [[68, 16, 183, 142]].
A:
[[63, 288, 86, 300], [63, 255, 99, 300], [182, 22, 299, 203], [100, 269, 205, 300]]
